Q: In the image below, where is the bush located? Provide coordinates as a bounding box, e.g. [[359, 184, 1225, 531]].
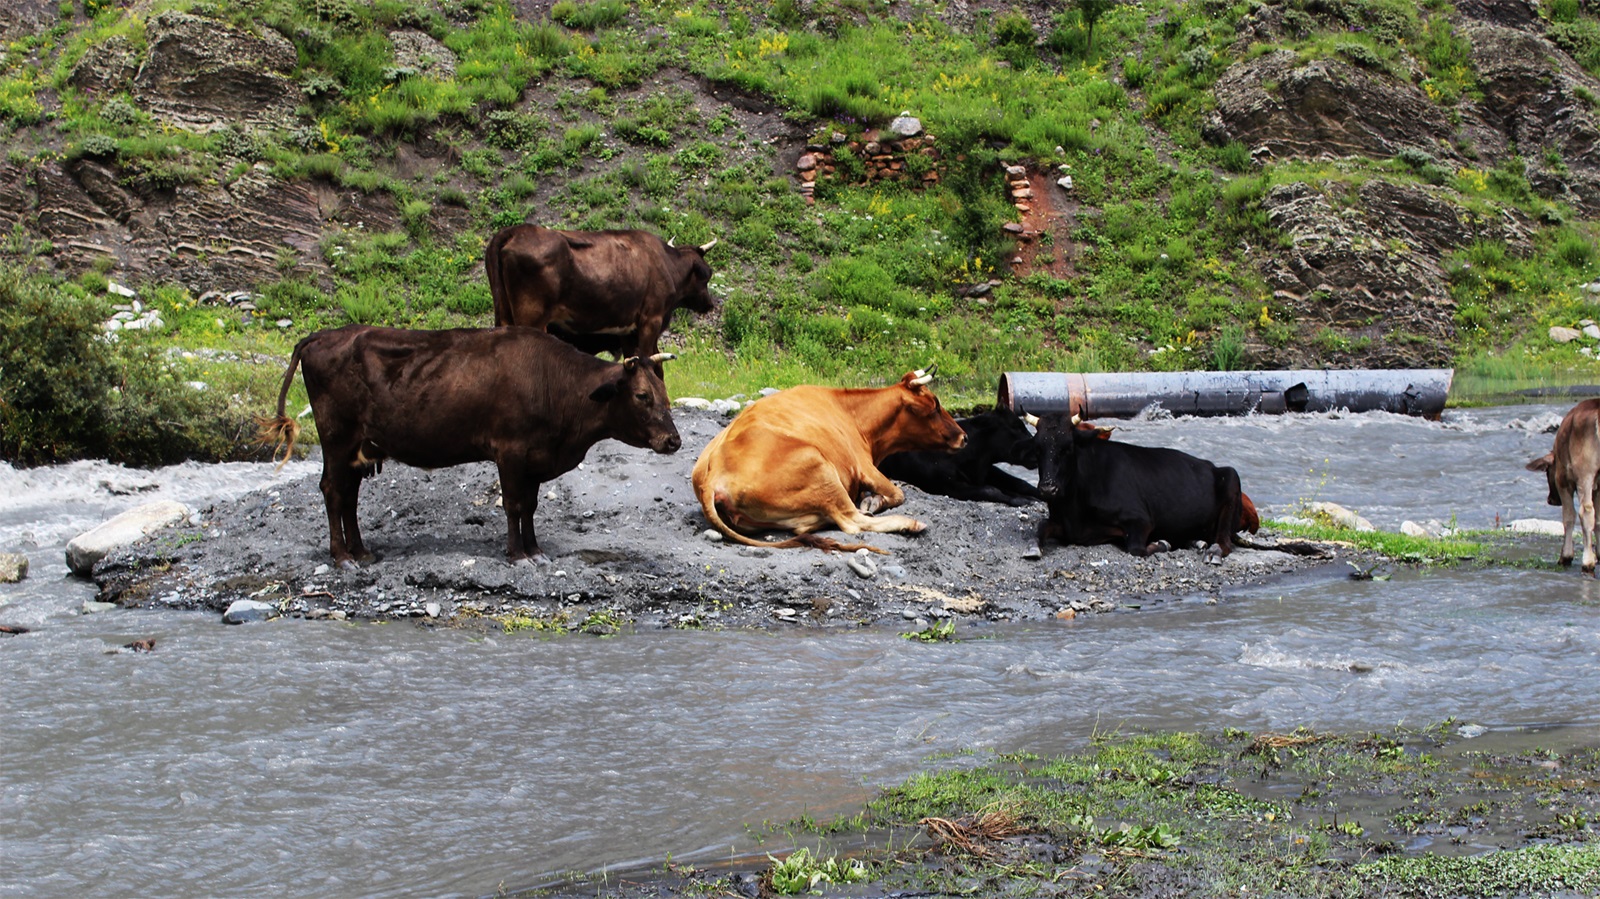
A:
[[0, 268, 236, 465]]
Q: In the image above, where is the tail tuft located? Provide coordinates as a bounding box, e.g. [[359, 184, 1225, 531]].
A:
[[255, 414, 300, 471]]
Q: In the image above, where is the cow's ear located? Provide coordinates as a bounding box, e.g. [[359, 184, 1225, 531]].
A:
[[589, 376, 624, 404]]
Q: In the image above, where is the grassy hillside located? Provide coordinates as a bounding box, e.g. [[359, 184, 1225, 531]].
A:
[[5, 0, 1600, 462]]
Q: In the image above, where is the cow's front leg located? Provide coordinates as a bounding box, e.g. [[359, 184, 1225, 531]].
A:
[[320, 460, 372, 568], [855, 468, 906, 514], [498, 469, 550, 566], [1121, 522, 1169, 557], [1581, 475, 1599, 575]]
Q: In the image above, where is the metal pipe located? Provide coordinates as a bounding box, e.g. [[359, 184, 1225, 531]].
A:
[[996, 369, 1453, 419]]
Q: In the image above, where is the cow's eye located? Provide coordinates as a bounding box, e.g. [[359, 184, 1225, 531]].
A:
[[636, 391, 651, 403]]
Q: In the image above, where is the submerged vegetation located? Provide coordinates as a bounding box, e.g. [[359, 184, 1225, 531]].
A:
[[4, 0, 1600, 463]]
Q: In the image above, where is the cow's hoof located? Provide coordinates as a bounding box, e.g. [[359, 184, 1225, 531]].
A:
[[858, 493, 885, 514], [336, 558, 359, 571], [904, 520, 927, 535], [513, 553, 552, 569], [1203, 549, 1224, 566], [1561, 556, 1575, 568], [1022, 545, 1043, 561]]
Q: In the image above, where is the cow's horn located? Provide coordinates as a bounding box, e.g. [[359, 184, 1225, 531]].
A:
[[1024, 413, 1039, 427], [667, 237, 676, 247], [648, 352, 676, 363], [1071, 414, 1081, 425], [910, 369, 934, 386], [699, 238, 717, 252]]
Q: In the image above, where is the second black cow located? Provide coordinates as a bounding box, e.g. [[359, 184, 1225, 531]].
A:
[[1031, 413, 1244, 559], [879, 409, 1041, 506]]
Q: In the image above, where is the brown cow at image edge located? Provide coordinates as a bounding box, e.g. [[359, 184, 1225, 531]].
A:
[[1526, 398, 1600, 575]]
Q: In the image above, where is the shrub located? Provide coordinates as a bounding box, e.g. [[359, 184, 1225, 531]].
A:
[[552, 0, 627, 31], [0, 268, 235, 465]]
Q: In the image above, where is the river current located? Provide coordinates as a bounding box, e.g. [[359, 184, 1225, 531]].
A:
[[3, 404, 1597, 897]]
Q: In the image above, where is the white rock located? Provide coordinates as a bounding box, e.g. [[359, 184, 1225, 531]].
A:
[[65, 500, 194, 576], [888, 115, 923, 137], [1584, 324, 1600, 340], [710, 398, 743, 415], [674, 397, 714, 410], [223, 599, 277, 624], [1550, 326, 1582, 344], [1509, 518, 1566, 536], [1305, 501, 1374, 532], [1400, 520, 1429, 537], [107, 281, 137, 298], [1056, 175, 1074, 191]]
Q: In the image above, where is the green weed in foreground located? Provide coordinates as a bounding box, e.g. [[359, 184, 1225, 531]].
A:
[[765, 847, 868, 895]]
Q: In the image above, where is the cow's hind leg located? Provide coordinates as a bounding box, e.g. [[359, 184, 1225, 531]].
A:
[[1209, 467, 1243, 559], [1121, 521, 1169, 557], [1560, 488, 1578, 568], [319, 458, 371, 568]]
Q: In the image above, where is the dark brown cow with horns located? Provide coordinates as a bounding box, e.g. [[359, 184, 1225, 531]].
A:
[[485, 224, 716, 358], [258, 324, 681, 567]]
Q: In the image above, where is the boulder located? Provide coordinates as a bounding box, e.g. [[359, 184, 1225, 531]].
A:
[[0, 552, 28, 583], [223, 599, 278, 625], [1509, 518, 1565, 537], [65, 501, 194, 577], [1550, 326, 1583, 344], [888, 115, 923, 137], [1305, 501, 1375, 533]]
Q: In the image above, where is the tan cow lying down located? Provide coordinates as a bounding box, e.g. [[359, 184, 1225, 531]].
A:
[[1527, 398, 1600, 575], [692, 368, 967, 552]]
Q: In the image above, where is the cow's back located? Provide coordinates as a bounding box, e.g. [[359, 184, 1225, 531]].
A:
[[1076, 440, 1233, 538], [303, 325, 606, 468]]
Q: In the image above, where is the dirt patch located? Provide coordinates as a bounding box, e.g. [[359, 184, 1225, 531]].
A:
[[93, 408, 1355, 630], [1009, 166, 1082, 281]]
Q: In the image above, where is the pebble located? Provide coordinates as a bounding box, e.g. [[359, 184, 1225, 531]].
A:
[[700, 528, 724, 543], [846, 549, 877, 578], [901, 608, 920, 620], [82, 600, 117, 614]]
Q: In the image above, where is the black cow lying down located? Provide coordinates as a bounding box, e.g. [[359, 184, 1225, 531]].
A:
[[258, 325, 681, 567], [1032, 412, 1244, 559], [879, 409, 1042, 506]]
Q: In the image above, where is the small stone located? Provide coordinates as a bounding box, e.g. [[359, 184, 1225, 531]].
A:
[[1304, 501, 1374, 533], [901, 608, 920, 620], [82, 600, 118, 615], [1584, 324, 1600, 341], [1057, 175, 1074, 191], [223, 599, 277, 624], [700, 528, 724, 543], [1457, 724, 1489, 738], [107, 281, 137, 298], [888, 115, 922, 137], [1002, 222, 1024, 234], [1550, 326, 1582, 344], [1055, 608, 1076, 620], [675, 397, 714, 410], [846, 549, 877, 579], [276, 319, 293, 328], [425, 602, 441, 618], [1400, 520, 1429, 537], [796, 153, 816, 172], [0, 552, 27, 583]]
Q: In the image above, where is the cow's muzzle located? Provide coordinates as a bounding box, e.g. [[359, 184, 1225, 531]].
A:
[[653, 432, 682, 454]]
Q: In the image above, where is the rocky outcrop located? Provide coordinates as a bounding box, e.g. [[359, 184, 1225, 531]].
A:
[[131, 11, 299, 132], [1208, 51, 1456, 163], [794, 122, 941, 204], [1252, 179, 1533, 366]]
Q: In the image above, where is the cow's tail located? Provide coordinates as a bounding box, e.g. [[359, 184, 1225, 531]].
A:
[[255, 336, 309, 471], [694, 472, 888, 555], [485, 226, 514, 327], [1212, 466, 1244, 557]]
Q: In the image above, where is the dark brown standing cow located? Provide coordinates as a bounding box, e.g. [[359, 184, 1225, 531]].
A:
[[1526, 398, 1600, 574], [257, 325, 681, 567], [485, 224, 716, 358]]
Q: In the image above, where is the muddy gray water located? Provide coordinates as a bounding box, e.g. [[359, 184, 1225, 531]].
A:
[[3, 405, 1597, 898]]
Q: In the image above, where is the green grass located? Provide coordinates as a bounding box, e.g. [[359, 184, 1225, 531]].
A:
[[8, 0, 1600, 462]]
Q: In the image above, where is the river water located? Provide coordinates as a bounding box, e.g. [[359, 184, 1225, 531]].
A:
[[3, 404, 1598, 898]]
